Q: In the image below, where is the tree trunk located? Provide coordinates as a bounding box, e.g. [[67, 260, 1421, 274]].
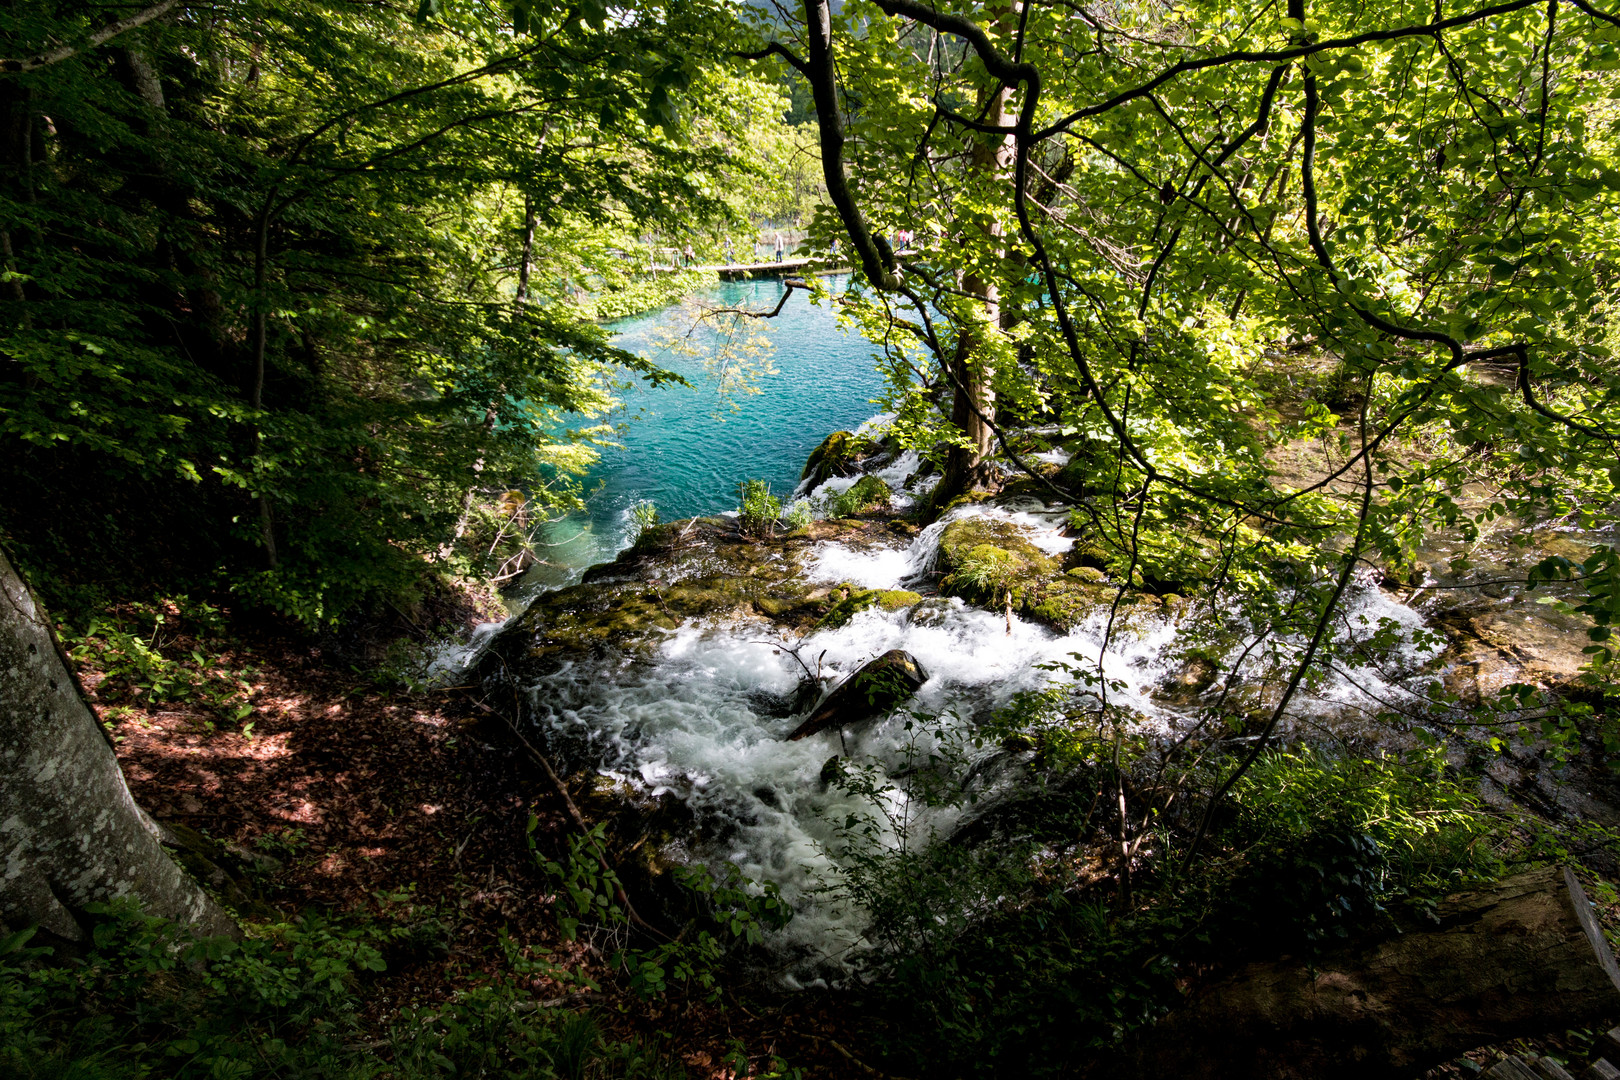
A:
[[0, 546, 235, 941], [932, 79, 1012, 513], [516, 193, 536, 303], [1105, 866, 1620, 1080]]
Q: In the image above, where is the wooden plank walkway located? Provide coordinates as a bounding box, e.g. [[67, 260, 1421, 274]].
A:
[[647, 259, 851, 280]]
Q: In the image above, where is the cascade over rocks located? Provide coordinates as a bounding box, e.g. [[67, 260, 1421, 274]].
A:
[[467, 420, 1618, 997], [784, 648, 929, 741]]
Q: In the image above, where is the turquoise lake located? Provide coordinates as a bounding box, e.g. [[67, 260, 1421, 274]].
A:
[[521, 275, 889, 588]]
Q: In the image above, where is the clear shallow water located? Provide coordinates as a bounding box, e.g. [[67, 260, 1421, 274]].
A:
[[520, 275, 887, 590]]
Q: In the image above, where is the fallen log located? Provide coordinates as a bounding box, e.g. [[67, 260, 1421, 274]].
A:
[[1108, 866, 1620, 1080]]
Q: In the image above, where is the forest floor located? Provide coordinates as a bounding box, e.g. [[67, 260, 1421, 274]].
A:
[[87, 610, 1619, 1080], [80, 609, 885, 1080]]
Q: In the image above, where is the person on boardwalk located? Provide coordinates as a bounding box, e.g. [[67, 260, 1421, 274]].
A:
[[682, 243, 694, 267], [773, 231, 783, 262], [829, 236, 839, 261], [724, 237, 734, 264]]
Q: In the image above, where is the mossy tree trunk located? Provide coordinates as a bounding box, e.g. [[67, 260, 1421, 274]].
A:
[[0, 545, 235, 941]]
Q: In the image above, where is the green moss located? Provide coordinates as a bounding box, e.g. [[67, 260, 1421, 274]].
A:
[[936, 519, 1057, 608], [930, 516, 1134, 632], [816, 586, 924, 629], [755, 594, 809, 618], [1024, 578, 1113, 632], [801, 430, 877, 487]]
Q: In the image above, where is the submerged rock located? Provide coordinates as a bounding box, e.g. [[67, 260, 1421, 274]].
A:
[[1153, 655, 1221, 706], [786, 649, 930, 741], [815, 584, 923, 629]]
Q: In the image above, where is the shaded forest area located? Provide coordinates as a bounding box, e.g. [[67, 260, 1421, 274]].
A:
[[4, 0, 1620, 1076]]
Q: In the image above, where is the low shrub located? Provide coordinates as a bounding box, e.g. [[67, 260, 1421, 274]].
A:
[[817, 475, 890, 518], [736, 479, 782, 538], [0, 896, 727, 1080], [817, 707, 1508, 1079]]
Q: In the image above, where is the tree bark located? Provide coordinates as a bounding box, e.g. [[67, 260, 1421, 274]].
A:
[[933, 77, 1012, 511], [1106, 866, 1620, 1080], [516, 193, 536, 303], [0, 546, 235, 941]]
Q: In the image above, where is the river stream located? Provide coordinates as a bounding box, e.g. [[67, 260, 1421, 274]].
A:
[[461, 277, 1599, 983]]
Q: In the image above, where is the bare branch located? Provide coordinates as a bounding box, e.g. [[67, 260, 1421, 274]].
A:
[[2, 0, 180, 74]]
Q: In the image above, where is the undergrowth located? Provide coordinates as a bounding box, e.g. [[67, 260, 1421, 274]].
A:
[[815, 701, 1520, 1079], [0, 894, 780, 1080], [62, 599, 259, 733]]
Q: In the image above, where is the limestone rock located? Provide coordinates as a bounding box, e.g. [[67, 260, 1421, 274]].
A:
[[801, 430, 878, 489], [816, 585, 923, 629]]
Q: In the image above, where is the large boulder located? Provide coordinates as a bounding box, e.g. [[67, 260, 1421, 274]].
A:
[[936, 516, 1058, 594], [786, 649, 929, 741], [801, 430, 879, 489]]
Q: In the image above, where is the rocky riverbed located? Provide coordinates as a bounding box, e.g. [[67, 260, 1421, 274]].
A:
[[473, 423, 1611, 983]]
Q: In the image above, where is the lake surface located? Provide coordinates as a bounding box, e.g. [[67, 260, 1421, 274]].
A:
[[520, 275, 888, 589]]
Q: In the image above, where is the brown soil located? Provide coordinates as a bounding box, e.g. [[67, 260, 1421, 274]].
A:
[[84, 609, 881, 1079]]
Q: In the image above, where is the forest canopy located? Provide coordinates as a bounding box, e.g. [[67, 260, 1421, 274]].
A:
[[4, 0, 1615, 651], [0, 0, 794, 622], [749, 0, 1620, 694]]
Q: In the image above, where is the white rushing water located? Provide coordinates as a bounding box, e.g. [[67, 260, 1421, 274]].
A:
[[512, 490, 1445, 982]]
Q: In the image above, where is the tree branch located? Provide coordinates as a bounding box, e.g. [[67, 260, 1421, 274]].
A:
[[2, 0, 179, 74]]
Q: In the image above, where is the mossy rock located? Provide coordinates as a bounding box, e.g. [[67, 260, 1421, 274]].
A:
[[801, 430, 878, 488], [1021, 577, 1115, 633], [997, 476, 1053, 502], [930, 516, 1141, 632], [937, 489, 997, 515], [754, 594, 807, 618], [516, 566, 769, 654], [936, 518, 1057, 606], [787, 649, 929, 740], [627, 521, 682, 556], [816, 587, 923, 629]]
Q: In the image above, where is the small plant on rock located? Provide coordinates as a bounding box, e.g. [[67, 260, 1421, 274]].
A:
[[736, 479, 782, 539], [630, 500, 660, 538], [818, 475, 891, 518], [780, 498, 814, 532], [943, 544, 1019, 631]]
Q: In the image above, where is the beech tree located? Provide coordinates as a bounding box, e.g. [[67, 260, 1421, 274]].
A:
[[0, 0, 773, 624], [754, 0, 1619, 704], [0, 545, 234, 940]]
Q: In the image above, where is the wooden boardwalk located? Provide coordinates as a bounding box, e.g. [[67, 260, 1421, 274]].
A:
[[648, 258, 851, 280]]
